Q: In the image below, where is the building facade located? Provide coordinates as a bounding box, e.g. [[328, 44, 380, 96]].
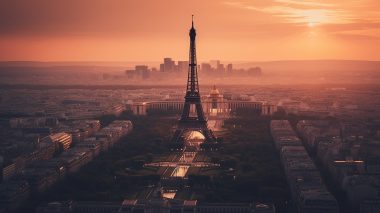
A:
[[130, 86, 276, 116]]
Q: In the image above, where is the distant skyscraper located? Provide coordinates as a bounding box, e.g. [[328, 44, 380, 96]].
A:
[[163, 57, 176, 72], [227, 63, 233, 74], [135, 65, 150, 79], [217, 63, 225, 73], [125, 65, 150, 79], [135, 65, 148, 71], [159, 63, 165, 72], [177, 61, 188, 72], [201, 63, 213, 73]]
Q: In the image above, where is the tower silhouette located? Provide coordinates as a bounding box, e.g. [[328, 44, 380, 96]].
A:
[[171, 16, 216, 144]]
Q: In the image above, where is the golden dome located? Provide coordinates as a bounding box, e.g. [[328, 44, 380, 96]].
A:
[[210, 85, 220, 96]]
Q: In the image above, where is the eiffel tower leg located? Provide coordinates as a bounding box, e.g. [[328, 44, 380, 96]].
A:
[[195, 103, 206, 122], [181, 102, 191, 120], [201, 128, 216, 143]]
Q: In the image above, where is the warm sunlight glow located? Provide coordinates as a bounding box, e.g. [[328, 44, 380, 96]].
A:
[[1, 0, 380, 61], [300, 10, 330, 25]]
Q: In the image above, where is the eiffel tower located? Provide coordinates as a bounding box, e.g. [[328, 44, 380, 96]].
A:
[[171, 16, 216, 144]]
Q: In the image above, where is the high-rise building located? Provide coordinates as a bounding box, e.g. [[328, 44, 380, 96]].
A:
[[125, 65, 151, 79], [201, 63, 213, 73], [227, 63, 233, 74], [163, 58, 176, 72], [217, 63, 225, 73], [135, 65, 148, 71], [177, 61, 188, 72], [135, 65, 150, 79]]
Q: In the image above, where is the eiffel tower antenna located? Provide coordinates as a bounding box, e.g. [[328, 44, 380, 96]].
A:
[[192, 14, 194, 27]]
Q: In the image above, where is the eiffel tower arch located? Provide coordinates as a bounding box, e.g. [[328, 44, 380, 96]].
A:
[[171, 16, 217, 144]]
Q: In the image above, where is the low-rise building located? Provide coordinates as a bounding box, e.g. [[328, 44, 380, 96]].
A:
[[44, 132, 72, 151], [271, 120, 339, 213]]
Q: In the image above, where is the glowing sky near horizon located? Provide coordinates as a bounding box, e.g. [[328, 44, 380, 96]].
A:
[[1, 0, 380, 61]]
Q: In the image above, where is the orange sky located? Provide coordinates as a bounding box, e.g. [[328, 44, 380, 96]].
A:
[[1, 0, 380, 62]]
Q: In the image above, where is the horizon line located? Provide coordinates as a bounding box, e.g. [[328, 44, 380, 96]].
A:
[[1, 59, 380, 63]]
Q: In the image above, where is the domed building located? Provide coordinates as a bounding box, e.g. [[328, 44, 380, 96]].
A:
[[202, 85, 230, 117]]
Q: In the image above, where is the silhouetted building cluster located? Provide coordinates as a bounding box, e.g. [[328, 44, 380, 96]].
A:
[[201, 60, 262, 77], [123, 58, 262, 81], [125, 65, 152, 80], [124, 58, 189, 81], [159, 58, 188, 73]]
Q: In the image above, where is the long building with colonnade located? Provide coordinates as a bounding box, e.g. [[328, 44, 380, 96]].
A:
[[129, 86, 277, 117]]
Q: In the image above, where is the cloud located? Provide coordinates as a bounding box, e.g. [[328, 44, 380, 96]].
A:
[[223, 0, 380, 38], [274, 0, 335, 8], [223, 1, 351, 24], [333, 32, 380, 40]]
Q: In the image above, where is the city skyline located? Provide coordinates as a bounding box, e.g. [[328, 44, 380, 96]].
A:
[[1, 0, 380, 62], [1, 2, 380, 213]]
